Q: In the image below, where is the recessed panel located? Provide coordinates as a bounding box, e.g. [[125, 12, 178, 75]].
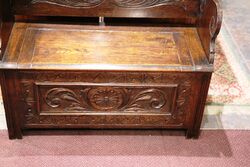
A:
[[36, 83, 177, 114], [17, 27, 193, 67]]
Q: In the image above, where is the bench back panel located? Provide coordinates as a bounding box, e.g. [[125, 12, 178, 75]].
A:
[[13, 0, 200, 23]]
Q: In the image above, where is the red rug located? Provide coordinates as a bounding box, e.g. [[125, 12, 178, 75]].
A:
[[207, 41, 250, 105], [0, 130, 249, 167]]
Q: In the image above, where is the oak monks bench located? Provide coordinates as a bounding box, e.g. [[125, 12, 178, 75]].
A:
[[0, 0, 222, 139]]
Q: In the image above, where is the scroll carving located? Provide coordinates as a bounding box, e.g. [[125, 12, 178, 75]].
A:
[[198, 0, 223, 64], [209, 16, 216, 37], [45, 88, 86, 111], [43, 87, 168, 112], [31, 0, 188, 9], [124, 89, 166, 112], [31, 0, 104, 8], [114, 0, 186, 9]]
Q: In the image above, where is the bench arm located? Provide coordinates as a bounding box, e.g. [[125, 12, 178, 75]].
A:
[[198, 0, 223, 64]]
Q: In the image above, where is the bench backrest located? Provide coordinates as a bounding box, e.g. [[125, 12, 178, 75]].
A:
[[13, 0, 200, 24]]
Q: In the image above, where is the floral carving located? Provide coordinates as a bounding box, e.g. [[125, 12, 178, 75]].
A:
[[87, 87, 125, 110], [31, 0, 104, 8]]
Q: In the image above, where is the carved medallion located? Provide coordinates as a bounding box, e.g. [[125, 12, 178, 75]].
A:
[[87, 87, 125, 110], [31, 0, 104, 8]]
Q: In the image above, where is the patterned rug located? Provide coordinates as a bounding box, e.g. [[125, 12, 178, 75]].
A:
[[207, 40, 250, 105]]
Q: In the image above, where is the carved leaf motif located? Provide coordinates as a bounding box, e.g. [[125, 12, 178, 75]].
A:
[[31, 0, 104, 8], [124, 89, 166, 111], [115, 0, 184, 8], [43, 87, 168, 112], [45, 88, 86, 111]]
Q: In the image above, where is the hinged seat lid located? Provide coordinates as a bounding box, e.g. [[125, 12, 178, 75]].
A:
[[1, 23, 212, 72]]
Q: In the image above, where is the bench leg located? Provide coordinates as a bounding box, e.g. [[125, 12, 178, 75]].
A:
[[188, 74, 212, 139], [186, 129, 200, 139], [185, 129, 194, 139], [1, 71, 23, 139]]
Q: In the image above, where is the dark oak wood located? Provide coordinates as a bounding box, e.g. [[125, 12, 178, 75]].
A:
[[0, 0, 14, 59], [13, 0, 199, 24], [198, 0, 223, 64], [2, 23, 210, 71], [0, 0, 222, 139]]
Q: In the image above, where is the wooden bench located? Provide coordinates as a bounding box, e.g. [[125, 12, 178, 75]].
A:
[[0, 0, 222, 139]]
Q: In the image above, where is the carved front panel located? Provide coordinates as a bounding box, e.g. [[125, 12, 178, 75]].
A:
[[19, 71, 194, 128], [37, 84, 177, 113]]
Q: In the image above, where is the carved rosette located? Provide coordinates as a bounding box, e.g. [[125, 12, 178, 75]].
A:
[[87, 87, 125, 110], [31, 0, 104, 8]]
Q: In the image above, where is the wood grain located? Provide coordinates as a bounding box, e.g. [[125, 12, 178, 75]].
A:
[[198, 0, 223, 64], [13, 0, 199, 23], [19, 71, 194, 129], [1, 23, 211, 71], [0, 0, 13, 59]]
